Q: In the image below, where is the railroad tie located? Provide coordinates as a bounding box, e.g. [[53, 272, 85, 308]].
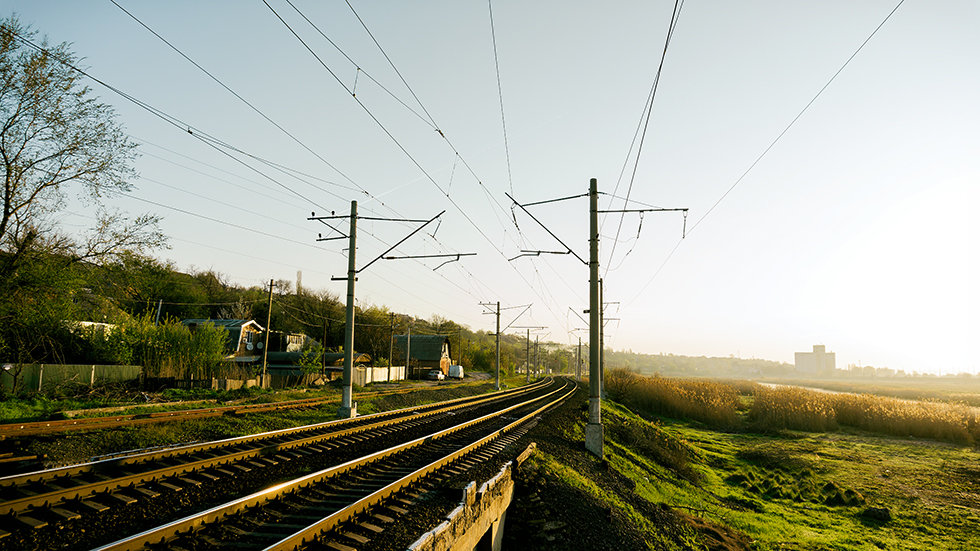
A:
[[133, 486, 160, 499], [370, 513, 395, 524], [49, 507, 82, 521], [77, 499, 109, 513], [156, 481, 184, 493], [337, 529, 371, 544], [323, 540, 357, 551], [15, 515, 47, 530], [107, 491, 138, 505], [358, 521, 384, 533]]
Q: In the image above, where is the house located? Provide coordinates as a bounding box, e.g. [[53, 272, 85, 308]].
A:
[[392, 334, 452, 379], [264, 350, 372, 386], [182, 319, 265, 362]]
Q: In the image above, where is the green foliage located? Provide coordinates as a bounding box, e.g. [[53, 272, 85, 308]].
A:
[[297, 343, 325, 374], [80, 314, 226, 378]]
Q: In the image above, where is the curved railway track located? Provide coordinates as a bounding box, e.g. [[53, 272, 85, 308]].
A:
[[0, 378, 570, 549], [97, 378, 576, 551]]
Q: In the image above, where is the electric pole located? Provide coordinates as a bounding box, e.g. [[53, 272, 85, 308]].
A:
[[388, 312, 394, 382], [534, 336, 539, 378], [577, 336, 582, 382], [586, 178, 603, 458], [495, 301, 500, 390], [310, 203, 445, 419], [261, 278, 273, 389], [340, 201, 357, 418], [526, 329, 531, 383], [506, 178, 686, 460]]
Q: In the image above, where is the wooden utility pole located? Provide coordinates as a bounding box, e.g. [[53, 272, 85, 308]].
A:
[[261, 278, 273, 389]]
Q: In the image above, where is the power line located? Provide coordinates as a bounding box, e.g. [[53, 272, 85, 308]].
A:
[[109, 0, 375, 200], [627, 0, 907, 305], [604, 0, 684, 278], [488, 0, 514, 196], [342, 0, 440, 130], [686, 0, 907, 236], [261, 0, 568, 324]]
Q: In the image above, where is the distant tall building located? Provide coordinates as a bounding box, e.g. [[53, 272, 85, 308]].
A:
[[795, 345, 836, 375]]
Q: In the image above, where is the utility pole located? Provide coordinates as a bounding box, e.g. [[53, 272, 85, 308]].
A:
[[310, 204, 445, 419], [507, 178, 686, 460], [154, 299, 163, 326], [600, 278, 605, 399], [495, 302, 500, 390], [586, 178, 603, 458], [482, 302, 532, 390], [388, 312, 394, 382], [526, 329, 531, 383], [321, 320, 328, 375], [340, 201, 358, 418], [534, 336, 539, 378], [406, 321, 412, 380], [262, 278, 273, 389], [479, 302, 502, 390], [577, 336, 582, 382]]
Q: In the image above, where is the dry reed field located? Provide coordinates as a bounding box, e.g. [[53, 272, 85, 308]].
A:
[[609, 369, 980, 446], [605, 369, 741, 428]]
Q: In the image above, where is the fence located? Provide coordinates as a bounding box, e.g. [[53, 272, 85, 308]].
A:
[[353, 365, 406, 387], [1, 364, 143, 394]]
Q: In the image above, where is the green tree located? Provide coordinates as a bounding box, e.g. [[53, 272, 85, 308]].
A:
[[0, 18, 164, 363]]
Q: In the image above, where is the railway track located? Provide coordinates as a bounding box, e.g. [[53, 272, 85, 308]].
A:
[[0, 378, 567, 549], [96, 378, 575, 550], [0, 383, 472, 440]]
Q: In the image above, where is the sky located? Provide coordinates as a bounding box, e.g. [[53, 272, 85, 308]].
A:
[[5, 1, 978, 374]]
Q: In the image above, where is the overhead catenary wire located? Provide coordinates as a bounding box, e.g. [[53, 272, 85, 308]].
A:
[[685, 0, 907, 236], [261, 0, 569, 325], [626, 0, 907, 305], [487, 0, 515, 196], [603, 0, 684, 279], [109, 0, 377, 201], [271, 0, 580, 328], [13, 29, 503, 312]]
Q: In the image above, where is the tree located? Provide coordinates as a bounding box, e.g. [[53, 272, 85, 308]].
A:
[[0, 18, 165, 362]]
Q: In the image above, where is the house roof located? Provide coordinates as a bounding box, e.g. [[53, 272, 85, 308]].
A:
[[392, 334, 450, 362], [265, 350, 371, 367], [182, 319, 264, 331]]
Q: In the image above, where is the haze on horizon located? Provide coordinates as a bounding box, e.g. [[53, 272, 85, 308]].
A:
[[6, 1, 977, 376]]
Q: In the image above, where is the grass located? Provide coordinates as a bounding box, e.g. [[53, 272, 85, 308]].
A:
[[585, 375, 980, 549]]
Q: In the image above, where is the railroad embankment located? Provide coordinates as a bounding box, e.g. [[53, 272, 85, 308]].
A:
[[502, 377, 980, 550]]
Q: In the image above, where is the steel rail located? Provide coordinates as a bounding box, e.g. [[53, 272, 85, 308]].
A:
[[0, 379, 552, 516], [0, 382, 474, 439], [92, 379, 572, 551], [267, 380, 575, 550]]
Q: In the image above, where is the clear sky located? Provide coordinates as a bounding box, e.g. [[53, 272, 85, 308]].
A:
[[6, 1, 978, 374]]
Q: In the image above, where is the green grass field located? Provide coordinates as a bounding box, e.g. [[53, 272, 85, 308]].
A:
[[581, 374, 980, 549]]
